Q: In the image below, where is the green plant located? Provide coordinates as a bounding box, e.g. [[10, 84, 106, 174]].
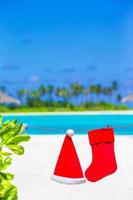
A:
[[0, 116, 30, 199]]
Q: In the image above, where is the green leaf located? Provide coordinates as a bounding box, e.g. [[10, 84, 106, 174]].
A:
[[0, 172, 14, 181], [7, 145, 24, 155], [7, 135, 30, 145], [0, 118, 30, 200], [1, 122, 28, 145], [0, 177, 2, 183], [0, 151, 12, 156], [0, 183, 4, 197], [13, 123, 23, 136], [0, 115, 2, 125], [1, 132, 15, 145], [0, 157, 12, 171], [2, 184, 18, 200], [0, 126, 12, 137]]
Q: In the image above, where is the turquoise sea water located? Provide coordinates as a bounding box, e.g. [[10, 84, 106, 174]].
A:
[[2, 114, 133, 135]]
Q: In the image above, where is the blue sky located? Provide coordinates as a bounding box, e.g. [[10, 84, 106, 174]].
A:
[[0, 0, 133, 95]]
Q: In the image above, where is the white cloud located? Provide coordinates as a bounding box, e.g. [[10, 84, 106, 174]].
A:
[[29, 75, 40, 83]]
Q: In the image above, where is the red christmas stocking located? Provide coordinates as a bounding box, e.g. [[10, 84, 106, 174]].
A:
[[85, 127, 117, 182]]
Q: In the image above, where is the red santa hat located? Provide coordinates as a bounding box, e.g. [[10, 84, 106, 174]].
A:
[[51, 129, 86, 184]]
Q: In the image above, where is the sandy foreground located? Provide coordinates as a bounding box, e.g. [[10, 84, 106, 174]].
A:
[[10, 135, 133, 200]]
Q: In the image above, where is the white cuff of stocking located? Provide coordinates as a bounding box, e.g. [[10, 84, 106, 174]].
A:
[[51, 174, 86, 184]]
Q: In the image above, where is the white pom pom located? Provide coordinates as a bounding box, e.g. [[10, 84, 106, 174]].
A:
[[66, 129, 74, 137]]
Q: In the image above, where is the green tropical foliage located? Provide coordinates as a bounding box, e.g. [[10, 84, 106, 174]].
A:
[[0, 116, 30, 199], [0, 81, 129, 111]]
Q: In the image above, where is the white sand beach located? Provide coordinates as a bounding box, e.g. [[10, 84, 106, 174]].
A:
[[3, 110, 133, 116], [9, 135, 133, 200]]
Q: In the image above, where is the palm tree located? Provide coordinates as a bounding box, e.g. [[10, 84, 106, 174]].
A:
[[31, 90, 40, 99], [46, 85, 54, 102], [111, 81, 119, 102], [89, 84, 97, 102], [56, 87, 70, 103], [95, 84, 102, 102], [102, 87, 112, 102], [27, 90, 40, 107], [83, 86, 90, 103], [38, 85, 46, 99], [116, 94, 122, 104], [70, 82, 83, 105], [111, 81, 118, 91], [17, 89, 28, 103]]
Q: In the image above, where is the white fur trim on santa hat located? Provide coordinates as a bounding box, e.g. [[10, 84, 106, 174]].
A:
[[51, 174, 86, 184], [66, 129, 74, 137]]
